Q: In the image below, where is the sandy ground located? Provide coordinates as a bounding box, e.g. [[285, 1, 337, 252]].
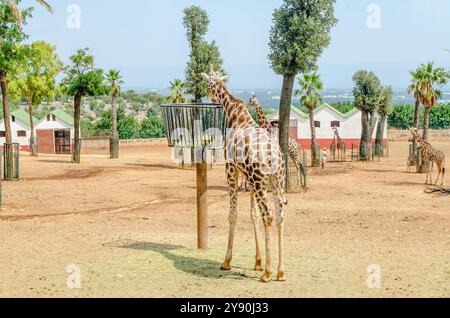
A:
[[0, 142, 449, 298]]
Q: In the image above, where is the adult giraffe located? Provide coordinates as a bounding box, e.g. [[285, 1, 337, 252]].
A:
[[202, 69, 287, 282]]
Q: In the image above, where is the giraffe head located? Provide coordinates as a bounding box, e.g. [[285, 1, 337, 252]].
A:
[[201, 67, 228, 98], [248, 95, 259, 109], [409, 127, 422, 142]]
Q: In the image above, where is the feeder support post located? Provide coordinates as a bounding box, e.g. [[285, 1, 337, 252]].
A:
[[196, 158, 208, 250]]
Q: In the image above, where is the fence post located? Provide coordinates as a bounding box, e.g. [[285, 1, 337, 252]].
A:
[[303, 150, 308, 189]]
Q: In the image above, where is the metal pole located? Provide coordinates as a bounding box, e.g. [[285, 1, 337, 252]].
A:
[[196, 156, 208, 250]]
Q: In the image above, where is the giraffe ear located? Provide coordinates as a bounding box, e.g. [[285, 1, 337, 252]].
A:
[[201, 73, 210, 81], [220, 75, 229, 81]]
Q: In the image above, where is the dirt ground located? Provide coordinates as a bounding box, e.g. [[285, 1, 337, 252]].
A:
[[0, 142, 449, 298]]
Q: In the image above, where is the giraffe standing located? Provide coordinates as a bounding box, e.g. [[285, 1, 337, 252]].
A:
[[409, 127, 446, 185], [332, 126, 346, 162], [330, 131, 337, 162], [202, 70, 287, 282], [248, 95, 306, 182]]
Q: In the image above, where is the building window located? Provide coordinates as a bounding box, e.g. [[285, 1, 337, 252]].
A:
[[12, 116, 15, 122], [314, 121, 321, 128], [331, 121, 340, 128], [47, 114, 51, 121], [52, 114, 56, 121], [17, 130, 27, 137], [0, 131, 5, 137]]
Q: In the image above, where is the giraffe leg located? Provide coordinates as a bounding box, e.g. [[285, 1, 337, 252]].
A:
[[271, 177, 286, 282], [434, 162, 441, 186], [255, 188, 273, 283], [221, 164, 239, 271], [441, 165, 445, 186], [250, 189, 263, 271]]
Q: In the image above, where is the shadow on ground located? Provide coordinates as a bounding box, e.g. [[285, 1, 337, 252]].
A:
[[120, 242, 244, 280]]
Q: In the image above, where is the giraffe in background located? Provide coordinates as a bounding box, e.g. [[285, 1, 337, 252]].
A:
[[409, 127, 445, 185], [333, 126, 346, 162], [202, 69, 288, 282], [248, 95, 306, 182], [330, 131, 337, 161]]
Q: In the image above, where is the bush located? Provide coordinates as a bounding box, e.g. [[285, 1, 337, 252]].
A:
[[139, 116, 166, 138], [388, 103, 450, 129]]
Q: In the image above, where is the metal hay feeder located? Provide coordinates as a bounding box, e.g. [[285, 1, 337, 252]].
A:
[[161, 103, 227, 250]]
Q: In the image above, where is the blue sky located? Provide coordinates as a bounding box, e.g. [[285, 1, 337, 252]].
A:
[[25, 0, 450, 89]]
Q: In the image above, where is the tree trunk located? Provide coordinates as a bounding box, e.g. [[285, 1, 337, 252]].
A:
[[28, 96, 37, 157], [410, 98, 420, 166], [422, 107, 430, 141], [359, 110, 369, 161], [278, 73, 296, 192], [110, 93, 119, 159], [0, 71, 15, 180], [0, 72, 12, 144], [278, 74, 296, 155], [308, 107, 320, 167], [72, 94, 82, 164], [375, 115, 386, 156], [418, 106, 431, 173]]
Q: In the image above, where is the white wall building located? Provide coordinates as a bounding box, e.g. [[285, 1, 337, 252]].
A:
[[0, 110, 37, 151], [268, 103, 388, 149]]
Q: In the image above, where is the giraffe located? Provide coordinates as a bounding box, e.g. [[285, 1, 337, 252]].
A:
[[409, 127, 446, 185], [332, 126, 346, 162], [202, 69, 287, 282], [248, 95, 306, 182], [330, 131, 337, 162]]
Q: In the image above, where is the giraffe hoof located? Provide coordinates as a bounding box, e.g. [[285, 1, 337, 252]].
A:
[[220, 264, 231, 271], [259, 272, 272, 283], [254, 259, 263, 271], [277, 272, 286, 282]]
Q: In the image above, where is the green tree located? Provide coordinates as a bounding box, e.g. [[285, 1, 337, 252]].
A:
[[268, 0, 337, 157], [168, 79, 186, 103], [105, 69, 124, 158], [3, 0, 51, 27], [139, 116, 166, 138], [183, 5, 224, 102], [0, 1, 30, 181], [9, 41, 62, 156], [295, 73, 323, 167], [375, 86, 393, 156], [413, 62, 449, 141], [352, 70, 382, 161], [61, 48, 106, 163]]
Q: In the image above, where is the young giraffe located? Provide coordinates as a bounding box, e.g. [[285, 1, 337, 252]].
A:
[[248, 95, 306, 177], [202, 70, 287, 282], [332, 126, 346, 162], [409, 127, 446, 185]]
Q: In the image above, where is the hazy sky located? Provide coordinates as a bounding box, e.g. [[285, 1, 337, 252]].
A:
[[26, 0, 450, 89]]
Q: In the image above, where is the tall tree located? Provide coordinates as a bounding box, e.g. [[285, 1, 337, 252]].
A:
[[9, 41, 62, 156], [375, 86, 393, 156], [183, 5, 224, 102], [61, 48, 106, 163], [407, 68, 424, 153], [168, 79, 186, 103], [414, 62, 449, 141], [0, 1, 30, 181], [295, 73, 323, 166], [105, 69, 123, 159], [352, 70, 382, 161], [3, 0, 52, 27], [268, 0, 337, 157]]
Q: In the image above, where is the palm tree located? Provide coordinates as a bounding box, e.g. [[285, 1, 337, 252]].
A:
[[407, 68, 423, 148], [415, 62, 449, 141], [4, 0, 52, 27], [105, 69, 124, 159], [295, 73, 323, 167], [169, 79, 186, 103]]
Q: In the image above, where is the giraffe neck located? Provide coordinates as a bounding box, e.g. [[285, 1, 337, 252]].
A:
[[212, 84, 256, 128], [253, 100, 271, 130]]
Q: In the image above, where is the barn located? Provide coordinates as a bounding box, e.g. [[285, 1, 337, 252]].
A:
[[268, 103, 388, 149], [0, 110, 38, 152], [34, 109, 75, 154]]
